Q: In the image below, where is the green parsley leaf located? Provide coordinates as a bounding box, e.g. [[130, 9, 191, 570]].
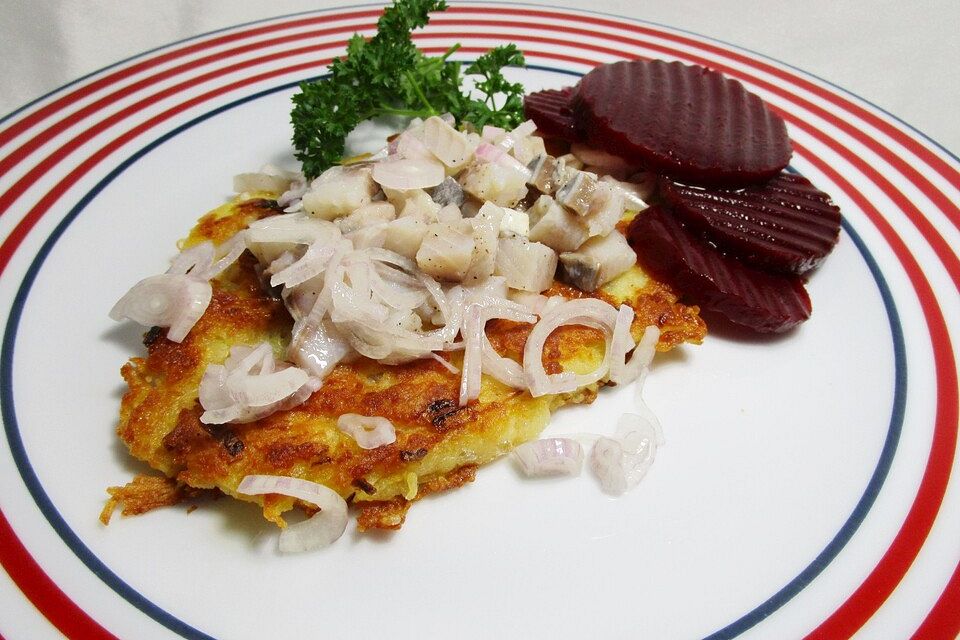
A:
[[290, 0, 526, 179]]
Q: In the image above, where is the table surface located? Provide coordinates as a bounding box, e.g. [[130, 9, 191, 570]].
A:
[[1, 0, 958, 157]]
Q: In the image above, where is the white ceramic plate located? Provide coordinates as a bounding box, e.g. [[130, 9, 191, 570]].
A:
[[1, 4, 958, 639]]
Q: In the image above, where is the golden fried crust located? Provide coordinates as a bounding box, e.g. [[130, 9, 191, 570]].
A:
[[99, 474, 202, 524], [116, 195, 706, 528]]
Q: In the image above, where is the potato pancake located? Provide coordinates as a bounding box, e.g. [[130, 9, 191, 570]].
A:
[[113, 194, 705, 530]]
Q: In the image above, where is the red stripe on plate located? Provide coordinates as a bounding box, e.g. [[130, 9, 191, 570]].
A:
[[0, 20, 383, 181], [0, 9, 383, 148], [447, 6, 960, 199], [793, 142, 959, 639], [415, 22, 960, 300], [0, 11, 956, 638], [913, 563, 960, 639], [0, 510, 117, 639], [435, 14, 960, 237], [0, 38, 351, 219]]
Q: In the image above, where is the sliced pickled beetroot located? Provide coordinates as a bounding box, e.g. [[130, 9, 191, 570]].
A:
[[523, 86, 583, 142], [627, 206, 811, 333], [660, 173, 841, 275], [574, 60, 791, 187]]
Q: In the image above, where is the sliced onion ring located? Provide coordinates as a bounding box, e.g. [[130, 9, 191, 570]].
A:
[[109, 273, 211, 343], [609, 305, 660, 386], [372, 158, 445, 190], [522, 298, 619, 397], [590, 412, 662, 495], [237, 475, 348, 553], [337, 414, 397, 449], [513, 438, 583, 477]]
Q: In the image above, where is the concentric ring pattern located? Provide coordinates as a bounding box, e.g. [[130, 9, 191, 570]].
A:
[[0, 3, 957, 639]]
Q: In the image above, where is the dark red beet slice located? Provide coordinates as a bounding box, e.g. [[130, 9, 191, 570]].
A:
[[660, 172, 841, 275], [574, 60, 792, 187], [524, 86, 583, 142], [627, 205, 811, 333]]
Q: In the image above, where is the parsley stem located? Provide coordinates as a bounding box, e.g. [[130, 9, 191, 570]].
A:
[[403, 70, 435, 114], [375, 106, 433, 118], [441, 43, 461, 60]]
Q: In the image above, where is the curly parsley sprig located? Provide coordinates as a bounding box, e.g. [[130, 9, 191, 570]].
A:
[[290, 0, 526, 179]]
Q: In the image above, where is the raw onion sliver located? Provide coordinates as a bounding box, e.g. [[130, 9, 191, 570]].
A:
[[196, 232, 248, 281], [610, 304, 660, 386], [372, 158, 445, 190], [237, 475, 348, 552], [337, 414, 397, 449], [459, 305, 483, 406], [590, 412, 662, 495], [168, 242, 214, 276], [109, 273, 212, 343], [522, 298, 619, 397], [513, 438, 583, 477]]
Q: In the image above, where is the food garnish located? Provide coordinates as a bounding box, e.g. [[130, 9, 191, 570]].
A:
[[526, 58, 841, 332], [659, 173, 842, 275], [107, 2, 843, 552], [291, 0, 526, 179], [628, 205, 812, 332], [572, 59, 792, 187]]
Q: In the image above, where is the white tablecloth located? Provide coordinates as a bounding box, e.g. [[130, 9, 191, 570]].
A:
[[2, 0, 958, 155]]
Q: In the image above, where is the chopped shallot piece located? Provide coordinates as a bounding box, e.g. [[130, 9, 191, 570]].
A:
[[513, 438, 584, 477], [109, 274, 211, 343], [337, 414, 397, 449], [237, 475, 348, 552], [590, 412, 662, 495], [373, 158, 446, 191]]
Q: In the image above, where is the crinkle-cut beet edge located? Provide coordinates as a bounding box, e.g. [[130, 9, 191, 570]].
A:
[[524, 86, 583, 142], [659, 174, 842, 275], [575, 59, 791, 188], [627, 205, 811, 333]]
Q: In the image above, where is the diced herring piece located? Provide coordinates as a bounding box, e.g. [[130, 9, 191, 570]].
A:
[[335, 202, 396, 234], [528, 195, 589, 252], [582, 182, 625, 237], [555, 170, 598, 216], [422, 116, 476, 169], [512, 134, 547, 165], [431, 176, 465, 208], [398, 189, 442, 222], [499, 207, 529, 237], [558, 230, 636, 292], [346, 224, 388, 249], [437, 203, 462, 223], [494, 237, 558, 293], [383, 217, 429, 260], [302, 165, 378, 220], [417, 223, 476, 281], [463, 204, 502, 283], [459, 161, 528, 208], [600, 174, 652, 212], [526, 154, 562, 194]]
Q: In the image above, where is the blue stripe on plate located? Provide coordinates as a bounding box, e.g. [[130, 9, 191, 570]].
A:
[[0, 64, 905, 640]]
